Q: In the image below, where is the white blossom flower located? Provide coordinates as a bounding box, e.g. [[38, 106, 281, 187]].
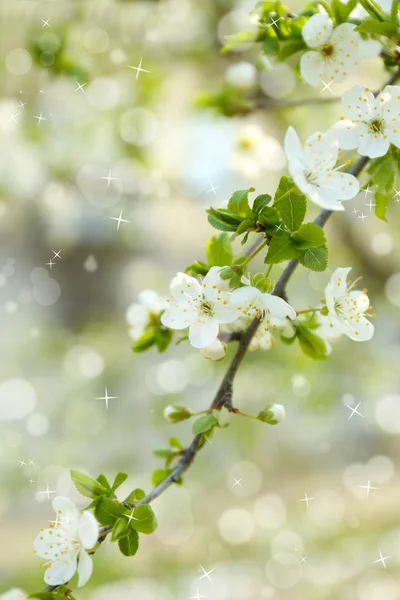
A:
[[225, 61, 257, 89], [333, 85, 400, 158], [33, 496, 99, 587], [284, 126, 359, 210], [300, 12, 380, 86], [161, 267, 239, 348], [230, 284, 296, 322], [232, 124, 286, 178], [324, 267, 374, 341], [249, 316, 286, 351], [126, 290, 166, 341], [200, 338, 227, 360]]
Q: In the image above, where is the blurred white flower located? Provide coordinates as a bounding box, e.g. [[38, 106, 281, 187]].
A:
[[230, 285, 296, 321], [225, 61, 257, 89], [200, 338, 227, 360], [232, 124, 286, 178], [324, 267, 374, 341], [284, 126, 359, 211], [0, 590, 27, 600], [300, 12, 380, 86], [161, 267, 239, 348], [126, 290, 166, 341], [249, 316, 286, 351], [333, 85, 400, 158], [33, 496, 98, 587]]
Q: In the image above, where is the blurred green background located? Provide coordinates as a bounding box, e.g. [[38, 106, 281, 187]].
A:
[[1, 1, 400, 599]]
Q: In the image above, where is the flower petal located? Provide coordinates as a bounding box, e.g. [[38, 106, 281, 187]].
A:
[[262, 294, 296, 320], [316, 171, 359, 200], [52, 497, 79, 531], [284, 126, 305, 164], [34, 528, 70, 559], [189, 316, 219, 348], [77, 511, 98, 549], [325, 266, 352, 312], [358, 134, 390, 158], [161, 305, 194, 329], [341, 85, 375, 120], [302, 13, 332, 47], [169, 272, 202, 300], [300, 51, 324, 86], [340, 314, 374, 341], [77, 550, 93, 587], [44, 554, 78, 586]]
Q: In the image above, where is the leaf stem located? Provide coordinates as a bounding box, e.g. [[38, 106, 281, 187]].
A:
[[241, 239, 269, 267]]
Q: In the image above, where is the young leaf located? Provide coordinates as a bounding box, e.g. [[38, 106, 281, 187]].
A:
[[227, 188, 254, 218], [94, 497, 126, 526], [375, 191, 390, 222], [297, 325, 328, 360], [127, 504, 158, 534], [252, 193, 272, 222], [291, 223, 326, 250], [206, 233, 233, 267], [207, 207, 244, 232], [355, 19, 397, 36], [151, 468, 170, 486], [132, 330, 156, 353], [111, 516, 130, 542], [185, 261, 210, 277], [154, 326, 173, 353], [300, 246, 328, 272], [275, 191, 307, 232], [192, 412, 219, 435], [96, 474, 112, 492], [124, 488, 146, 505], [70, 470, 107, 499], [112, 472, 128, 492], [265, 232, 301, 264], [118, 528, 139, 557]]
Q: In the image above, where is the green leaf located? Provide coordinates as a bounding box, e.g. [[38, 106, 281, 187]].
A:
[[368, 151, 396, 193], [126, 504, 158, 534], [291, 223, 326, 250], [222, 30, 257, 53], [252, 273, 274, 293], [118, 528, 139, 557], [207, 207, 244, 232], [132, 330, 156, 353], [355, 18, 397, 35], [94, 497, 126, 526], [96, 474, 112, 491], [185, 261, 210, 277], [206, 233, 233, 267], [169, 436, 183, 449], [154, 326, 173, 353], [152, 468, 170, 486], [111, 516, 130, 542], [331, 0, 359, 22], [112, 472, 128, 492], [256, 206, 281, 232], [124, 488, 146, 505], [300, 246, 329, 272], [252, 193, 272, 222], [192, 412, 219, 435], [297, 325, 328, 360], [265, 232, 301, 264], [276, 37, 306, 61], [70, 470, 107, 499], [227, 188, 254, 218], [375, 191, 390, 221], [275, 193, 307, 232]]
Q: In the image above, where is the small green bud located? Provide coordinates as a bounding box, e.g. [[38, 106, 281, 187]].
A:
[[320, 305, 329, 316], [163, 404, 192, 423], [258, 403, 286, 425]]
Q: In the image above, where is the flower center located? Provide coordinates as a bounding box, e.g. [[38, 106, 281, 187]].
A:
[[321, 43, 334, 57], [200, 300, 214, 315], [369, 118, 384, 133]]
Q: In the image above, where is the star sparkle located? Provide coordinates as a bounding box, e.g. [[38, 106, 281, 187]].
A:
[[96, 386, 118, 409]]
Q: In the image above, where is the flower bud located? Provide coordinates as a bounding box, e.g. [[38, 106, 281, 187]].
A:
[[200, 339, 227, 361], [258, 404, 285, 425], [163, 404, 192, 423]]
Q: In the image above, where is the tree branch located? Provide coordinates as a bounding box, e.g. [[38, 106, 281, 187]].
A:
[[41, 67, 399, 594]]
